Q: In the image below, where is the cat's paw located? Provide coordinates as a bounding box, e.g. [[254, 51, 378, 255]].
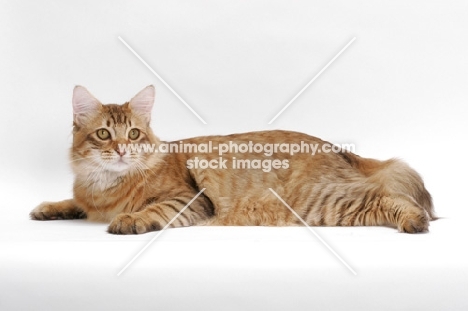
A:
[[108, 213, 161, 234], [398, 208, 430, 233], [30, 201, 86, 220]]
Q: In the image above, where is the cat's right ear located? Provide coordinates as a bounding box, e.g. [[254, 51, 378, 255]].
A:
[[72, 86, 101, 125]]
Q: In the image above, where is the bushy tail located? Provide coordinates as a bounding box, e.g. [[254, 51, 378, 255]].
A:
[[342, 153, 435, 220]]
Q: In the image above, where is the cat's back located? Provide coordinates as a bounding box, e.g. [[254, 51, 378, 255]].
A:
[[172, 129, 326, 145], [159, 130, 360, 199]]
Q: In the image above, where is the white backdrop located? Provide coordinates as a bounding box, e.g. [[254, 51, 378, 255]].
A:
[[1, 1, 467, 310]]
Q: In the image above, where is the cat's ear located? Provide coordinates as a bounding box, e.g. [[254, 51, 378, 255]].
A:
[[129, 85, 155, 123], [72, 86, 102, 125]]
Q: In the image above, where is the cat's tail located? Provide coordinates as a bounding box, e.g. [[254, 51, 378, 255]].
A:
[[341, 153, 436, 220]]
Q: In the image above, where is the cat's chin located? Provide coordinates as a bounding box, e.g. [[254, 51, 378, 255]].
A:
[[102, 156, 134, 173], [107, 162, 131, 173]]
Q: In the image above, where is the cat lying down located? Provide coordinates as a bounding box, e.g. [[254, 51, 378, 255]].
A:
[[31, 85, 436, 234]]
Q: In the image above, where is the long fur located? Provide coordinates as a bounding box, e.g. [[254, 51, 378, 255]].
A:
[[30, 86, 435, 234]]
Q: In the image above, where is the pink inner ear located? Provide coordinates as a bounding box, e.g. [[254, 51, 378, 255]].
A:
[[129, 85, 155, 120], [73, 85, 100, 114], [72, 86, 101, 117]]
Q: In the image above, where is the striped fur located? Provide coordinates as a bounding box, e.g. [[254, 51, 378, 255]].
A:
[[30, 86, 436, 234]]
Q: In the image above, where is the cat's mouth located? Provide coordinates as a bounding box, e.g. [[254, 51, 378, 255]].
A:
[[106, 157, 130, 172], [116, 157, 127, 164]]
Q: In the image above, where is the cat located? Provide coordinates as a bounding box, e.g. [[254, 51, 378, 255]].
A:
[[30, 85, 436, 234]]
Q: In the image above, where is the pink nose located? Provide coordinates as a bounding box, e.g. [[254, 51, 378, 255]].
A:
[[116, 149, 126, 156]]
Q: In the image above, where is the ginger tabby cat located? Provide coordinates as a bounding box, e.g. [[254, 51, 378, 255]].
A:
[[30, 85, 436, 234]]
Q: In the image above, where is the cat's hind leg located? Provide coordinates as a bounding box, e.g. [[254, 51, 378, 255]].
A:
[[349, 196, 430, 233], [385, 196, 430, 233], [30, 199, 86, 220]]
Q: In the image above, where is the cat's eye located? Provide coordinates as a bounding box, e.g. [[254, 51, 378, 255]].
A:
[[129, 129, 140, 140], [96, 129, 110, 140]]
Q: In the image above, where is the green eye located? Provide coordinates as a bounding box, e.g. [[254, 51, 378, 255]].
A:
[[129, 129, 140, 140], [97, 129, 110, 140]]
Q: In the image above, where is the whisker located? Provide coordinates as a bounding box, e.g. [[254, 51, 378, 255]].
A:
[[68, 155, 102, 164]]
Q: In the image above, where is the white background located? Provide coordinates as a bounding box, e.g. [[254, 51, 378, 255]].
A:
[[1, 1, 467, 310]]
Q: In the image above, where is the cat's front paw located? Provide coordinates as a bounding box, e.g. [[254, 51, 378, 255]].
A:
[[108, 213, 161, 234], [30, 201, 86, 220]]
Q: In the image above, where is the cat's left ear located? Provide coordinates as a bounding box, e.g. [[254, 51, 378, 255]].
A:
[[129, 85, 155, 123]]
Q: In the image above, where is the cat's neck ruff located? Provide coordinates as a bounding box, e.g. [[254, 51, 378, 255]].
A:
[[77, 168, 131, 192]]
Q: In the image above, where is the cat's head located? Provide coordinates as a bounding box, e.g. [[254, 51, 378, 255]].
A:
[[70, 85, 161, 177]]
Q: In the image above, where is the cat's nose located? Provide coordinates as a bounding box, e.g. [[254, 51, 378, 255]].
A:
[[115, 148, 126, 156]]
